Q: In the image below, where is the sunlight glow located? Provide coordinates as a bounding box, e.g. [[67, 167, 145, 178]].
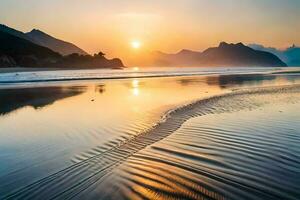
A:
[[132, 79, 140, 96], [131, 40, 141, 49], [133, 88, 139, 96], [132, 79, 139, 88]]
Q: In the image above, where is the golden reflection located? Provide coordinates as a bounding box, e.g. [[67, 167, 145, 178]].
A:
[[131, 79, 140, 96], [120, 158, 226, 200], [3, 75, 294, 150], [132, 79, 139, 88], [132, 88, 139, 96]]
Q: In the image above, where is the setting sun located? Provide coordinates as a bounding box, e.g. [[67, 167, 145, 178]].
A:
[[131, 40, 141, 49]]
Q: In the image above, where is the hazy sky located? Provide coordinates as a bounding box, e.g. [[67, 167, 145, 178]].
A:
[[1, 0, 300, 64]]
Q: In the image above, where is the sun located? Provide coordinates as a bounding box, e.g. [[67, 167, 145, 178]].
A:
[[131, 40, 141, 49]]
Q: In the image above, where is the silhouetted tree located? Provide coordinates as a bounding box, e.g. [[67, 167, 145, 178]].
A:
[[94, 51, 105, 58]]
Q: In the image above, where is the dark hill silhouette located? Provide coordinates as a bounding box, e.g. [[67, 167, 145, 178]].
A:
[[148, 42, 287, 67], [0, 24, 28, 40], [149, 49, 201, 66], [249, 44, 300, 66], [0, 30, 61, 67], [26, 29, 88, 56], [0, 30, 124, 68], [0, 24, 87, 56], [56, 52, 124, 69]]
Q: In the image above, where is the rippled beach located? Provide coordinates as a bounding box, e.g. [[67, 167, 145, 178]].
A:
[[0, 70, 300, 200]]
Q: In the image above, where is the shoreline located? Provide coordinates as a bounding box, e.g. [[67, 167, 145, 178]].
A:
[[0, 66, 299, 85], [0, 72, 299, 87], [1, 67, 299, 85]]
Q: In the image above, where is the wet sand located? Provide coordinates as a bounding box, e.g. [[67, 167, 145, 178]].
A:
[[0, 73, 300, 199], [94, 85, 300, 200]]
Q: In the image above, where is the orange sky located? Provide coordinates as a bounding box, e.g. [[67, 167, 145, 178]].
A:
[[1, 0, 300, 65]]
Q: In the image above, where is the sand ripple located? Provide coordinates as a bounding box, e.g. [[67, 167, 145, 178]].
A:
[[4, 85, 300, 200]]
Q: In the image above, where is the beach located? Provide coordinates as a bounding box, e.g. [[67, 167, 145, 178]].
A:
[[0, 69, 300, 199], [1, 1, 300, 199]]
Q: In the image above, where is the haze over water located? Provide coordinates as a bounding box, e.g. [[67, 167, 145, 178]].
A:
[[1, 69, 300, 199]]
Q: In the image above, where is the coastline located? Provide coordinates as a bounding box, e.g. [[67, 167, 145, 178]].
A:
[[0, 66, 295, 85]]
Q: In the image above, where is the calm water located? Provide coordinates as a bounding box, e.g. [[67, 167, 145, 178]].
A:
[[0, 72, 300, 199]]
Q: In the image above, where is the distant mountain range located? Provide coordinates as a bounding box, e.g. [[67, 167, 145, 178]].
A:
[[248, 44, 300, 66], [0, 24, 87, 56], [0, 24, 291, 68], [146, 42, 287, 67], [0, 24, 124, 68]]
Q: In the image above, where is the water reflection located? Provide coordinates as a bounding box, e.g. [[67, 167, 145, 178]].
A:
[[205, 74, 278, 88], [131, 79, 140, 96], [0, 86, 87, 116], [95, 84, 105, 94], [0, 74, 299, 117], [0, 73, 300, 199]]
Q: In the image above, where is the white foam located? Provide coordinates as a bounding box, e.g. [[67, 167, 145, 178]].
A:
[[0, 66, 285, 84]]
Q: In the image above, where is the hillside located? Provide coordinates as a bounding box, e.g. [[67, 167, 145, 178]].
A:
[[26, 29, 88, 56], [200, 42, 287, 67], [147, 42, 287, 67], [249, 44, 300, 66], [0, 24, 87, 56], [0, 30, 124, 68], [0, 30, 61, 67]]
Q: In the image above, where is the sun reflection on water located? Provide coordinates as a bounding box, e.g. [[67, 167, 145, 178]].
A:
[[132, 79, 140, 96]]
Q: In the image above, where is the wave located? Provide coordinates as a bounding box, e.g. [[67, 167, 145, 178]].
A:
[[0, 67, 283, 84], [3, 84, 300, 200]]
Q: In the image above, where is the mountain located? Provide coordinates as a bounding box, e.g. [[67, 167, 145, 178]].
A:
[[249, 44, 300, 66], [26, 29, 88, 56], [0, 24, 29, 40], [0, 30, 62, 67], [285, 45, 300, 66], [0, 30, 124, 68], [0, 24, 87, 56], [147, 42, 287, 67], [148, 49, 202, 66]]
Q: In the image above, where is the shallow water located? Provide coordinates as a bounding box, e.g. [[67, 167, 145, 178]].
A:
[[96, 87, 300, 200], [0, 66, 292, 84], [0, 72, 300, 199]]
